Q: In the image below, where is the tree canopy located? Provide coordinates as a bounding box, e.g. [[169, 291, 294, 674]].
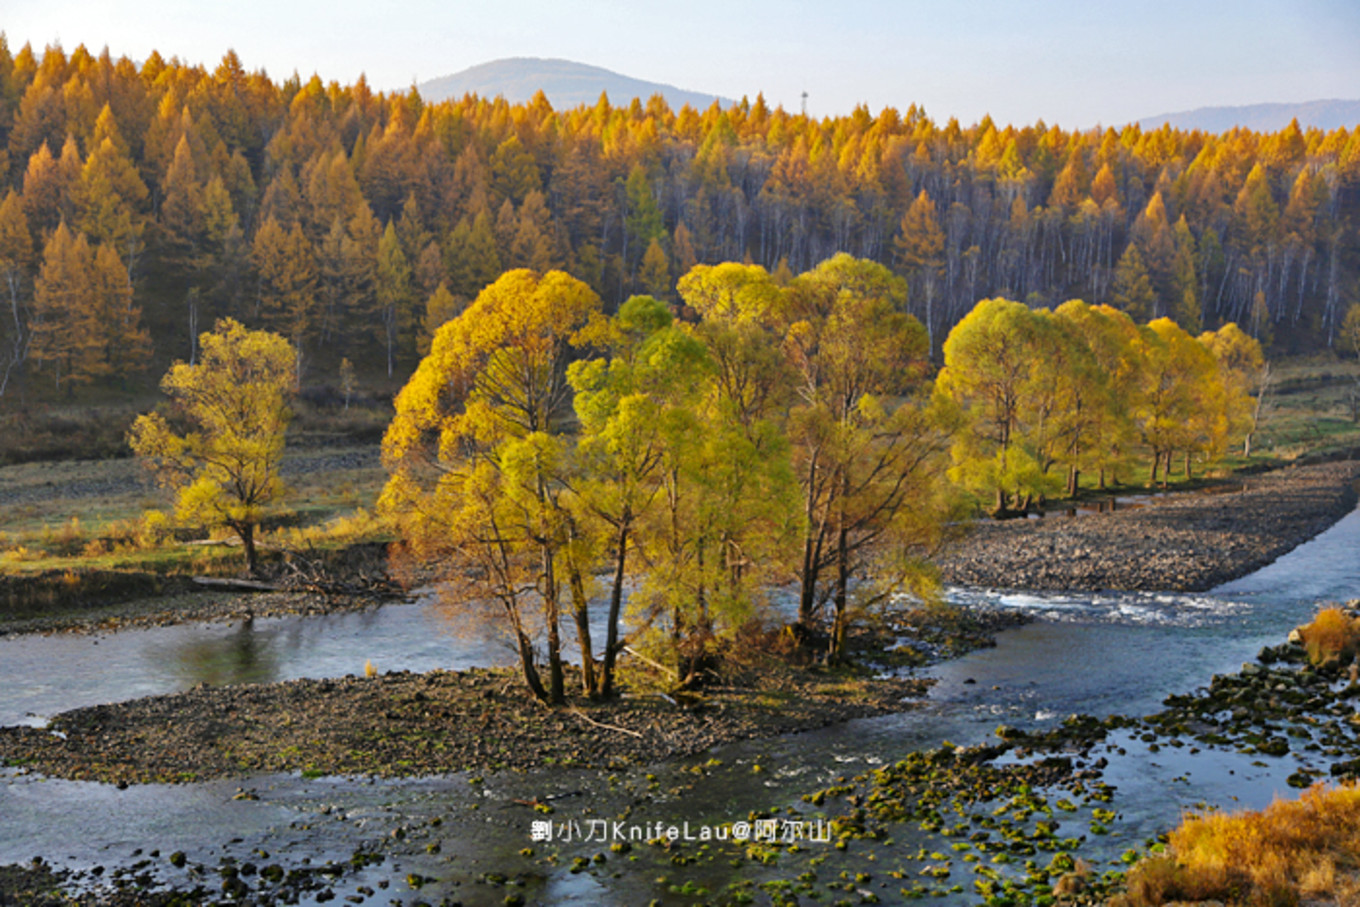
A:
[[128, 318, 295, 574]]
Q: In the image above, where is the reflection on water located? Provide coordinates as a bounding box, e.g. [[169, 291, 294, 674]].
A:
[[0, 601, 520, 727], [159, 618, 279, 687], [0, 580, 642, 727]]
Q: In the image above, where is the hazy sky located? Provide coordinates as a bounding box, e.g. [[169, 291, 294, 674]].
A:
[[7, 0, 1359, 127]]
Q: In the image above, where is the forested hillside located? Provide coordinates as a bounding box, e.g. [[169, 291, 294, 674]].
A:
[[0, 40, 1357, 404]]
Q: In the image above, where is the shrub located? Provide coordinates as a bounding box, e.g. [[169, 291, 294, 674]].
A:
[[40, 518, 87, 557], [1298, 606, 1360, 668], [0, 546, 42, 564], [1116, 783, 1360, 907]]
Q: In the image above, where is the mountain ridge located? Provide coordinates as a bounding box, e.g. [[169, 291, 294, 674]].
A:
[[417, 57, 735, 111], [1136, 99, 1360, 133]]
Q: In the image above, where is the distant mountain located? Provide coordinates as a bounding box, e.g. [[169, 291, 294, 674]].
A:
[[1137, 99, 1360, 133], [417, 58, 734, 111]]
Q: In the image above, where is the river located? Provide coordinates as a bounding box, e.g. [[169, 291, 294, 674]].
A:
[[1, 506, 1358, 904]]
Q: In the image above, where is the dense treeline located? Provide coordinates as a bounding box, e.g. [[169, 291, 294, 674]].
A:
[[377, 255, 1260, 702], [0, 40, 1354, 399], [936, 300, 1263, 514]]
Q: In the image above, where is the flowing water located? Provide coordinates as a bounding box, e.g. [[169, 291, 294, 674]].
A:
[[2, 506, 1358, 904]]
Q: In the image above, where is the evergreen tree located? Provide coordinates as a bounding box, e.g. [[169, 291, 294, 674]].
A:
[[1171, 216, 1200, 331], [253, 217, 318, 381], [22, 141, 66, 235], [893, 190, 944, 351], [1110, 244, 1156, 322], [638, 237, 671, 300], [376, 220, 414, 376], [419, 281, 458, 355], [76, 107, 149, 265], [0, 191, 33, 394], [31, 223, 101, 388], [489, 133, 541, 205], [90, 241, 151, 380]]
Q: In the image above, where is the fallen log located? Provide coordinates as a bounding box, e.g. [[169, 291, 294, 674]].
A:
[[192, 576, 282, 592]]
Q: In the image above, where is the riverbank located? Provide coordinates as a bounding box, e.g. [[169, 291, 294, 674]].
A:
[[0, 541, 399, 637], [937, 460, 1360, 591], [0, 585, 390, 638]]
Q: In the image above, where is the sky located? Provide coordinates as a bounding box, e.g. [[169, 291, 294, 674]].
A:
[[6, 0, 1360, 128]]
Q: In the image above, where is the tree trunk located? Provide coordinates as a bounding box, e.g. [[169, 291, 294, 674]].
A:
[[829, 520, 849, 663], [600, 522, 628, 699], [241, 522, 258, 577], [515, 628, 548, 702], [797, 534, 819, 630], [686, 537, 707, 682], [1149, 450, 1160, 485], [796, 456, 822, 629], [541, 545, 565, 705], [1184, 451, 1192, 479], [567, 562, 595, 696]]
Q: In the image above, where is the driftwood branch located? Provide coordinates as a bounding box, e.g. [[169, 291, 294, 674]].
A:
[[621, 645, 679, 679], [568, 707, 643, 738]]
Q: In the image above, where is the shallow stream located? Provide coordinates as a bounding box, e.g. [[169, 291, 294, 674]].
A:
[[2, 507, 1358, 904]]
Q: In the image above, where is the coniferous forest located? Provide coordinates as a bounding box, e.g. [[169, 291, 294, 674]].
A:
[[0, 39, 1357, 402]]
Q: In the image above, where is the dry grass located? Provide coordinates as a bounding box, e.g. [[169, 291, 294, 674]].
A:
[[275, 507, 391, 549], [1299, 607, 1360, 669], [1118, 782, 1360, 907]]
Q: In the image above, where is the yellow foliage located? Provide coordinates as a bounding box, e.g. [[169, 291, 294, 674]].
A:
[[1298, 606, 1360, 668], [278, 508, 390, 549], [676, 261, 784, 324], [380, 270, 604, 694], [128, 318, 295, 573], [1119, 783, 1360, 907], [0, 546, 41, 564]]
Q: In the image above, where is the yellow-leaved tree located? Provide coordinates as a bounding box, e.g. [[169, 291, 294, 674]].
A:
[[1136, 318, 1226, 483], [934, 298, 1057, 515], [783, 254, 947, 660], [1199, 322, 1266, 456], [380, 268, 603, 704], [1052, 300, 1142, 490], [566, 294, 712, 696], [129, 319, 295, 575]]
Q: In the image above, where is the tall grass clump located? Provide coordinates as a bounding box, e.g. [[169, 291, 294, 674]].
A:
[[1117, 782, 1360, 907], [1298, 606, 1360, 668]]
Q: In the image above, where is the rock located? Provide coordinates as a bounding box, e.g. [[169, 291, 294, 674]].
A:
[[934, 462, 1360, 593]]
